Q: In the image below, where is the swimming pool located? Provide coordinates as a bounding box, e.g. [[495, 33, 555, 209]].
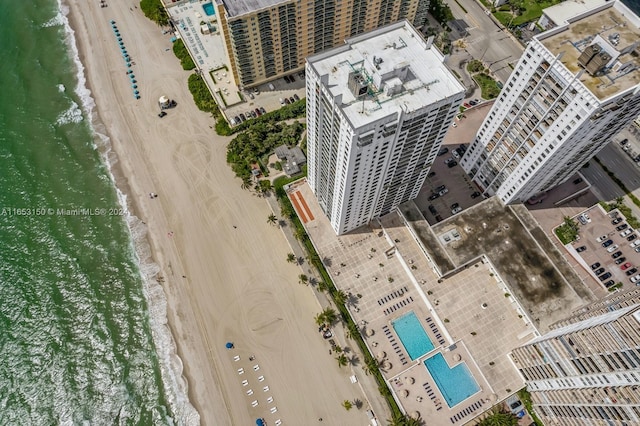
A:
[[425, 353, 480, 407], [391, 311, 434, 360], [202, 2, 215, 16]]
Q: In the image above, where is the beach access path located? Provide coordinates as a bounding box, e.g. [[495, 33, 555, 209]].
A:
[[66, 0, 373, 424]]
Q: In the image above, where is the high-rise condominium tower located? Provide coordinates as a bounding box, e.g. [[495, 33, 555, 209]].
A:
[[511, 288, 640, 425], [214, 0, 430, 88], [305, 21, 464, 235], [461, 1, 640, 204]]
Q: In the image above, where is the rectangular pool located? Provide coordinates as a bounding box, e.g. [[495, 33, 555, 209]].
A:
[[391, 311, 434, 360], [425, 353, 480, 407], [202, 2, 215, 16]]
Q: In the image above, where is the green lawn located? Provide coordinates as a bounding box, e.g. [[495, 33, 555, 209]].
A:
[[474, 73, 501, 99], [494, 0, 561, 27]]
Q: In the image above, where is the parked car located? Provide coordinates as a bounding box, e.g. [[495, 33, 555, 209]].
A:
[[602, 239, 614, 248], [604, 280, 615, 287], [612, 251, 623, 259], [621, 262, 632, 270], [631, 275, 640, 283], [452, 149, 460, 159], [428, 193, 440, 201], [591, 262, 601, 270], [615, 257, 627, 265], [435, 215, 443, 222], [445, 157, 455, 164], [459, 143, 467, 152], [279, 98, 286, 105], [594, 268, 605, 275], [284, 98, 291, 104], [628, 234, 637, 242], [260, 107, 267, 114], [607, 245, 620, 253], [612, 218, 623, 225], [289, 75, 295, 82], [293, 93, 300, 101], [620, 229, 632, 237], [630, 240, 640, 248], [616, 224, 628, 231], [447, 160, 458, 168], [437, 147, 449, 156], [576, 246, 587, 253], [573, 177, 583, 184], [289, 97, 296, 104], [578, 214, 589, 225], [635, 246, 640, 253], [471, 191, 482, 199], [451, 203, 460, 210], [599, 272, 612, 281], [451, 206, 463, 215], [438, 188, 449, 196], [596, 235, 608, 243], [428, 205, 437, 214], [239, 113, 246, 121], [255, 108, 262, 116], [158, 111, 167, 118], [283, 75, 291, 83], [435, 185, 446, 192], [427, 171, 436, 178], [508, 399, 525, 417], [626, 268, 638, 276]]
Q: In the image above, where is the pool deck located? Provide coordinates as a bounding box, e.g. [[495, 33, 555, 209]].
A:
[[288, 180, 533, 424]]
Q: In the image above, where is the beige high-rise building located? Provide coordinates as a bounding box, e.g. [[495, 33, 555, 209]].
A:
[[511, 288, 640, 425], [214, 0, 430, 88]]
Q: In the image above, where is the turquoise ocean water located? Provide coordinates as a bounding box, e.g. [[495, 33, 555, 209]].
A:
[[0, 1, 195, 424]]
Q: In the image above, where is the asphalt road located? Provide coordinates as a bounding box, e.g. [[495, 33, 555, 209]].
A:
[[448, 0, 525, 82]]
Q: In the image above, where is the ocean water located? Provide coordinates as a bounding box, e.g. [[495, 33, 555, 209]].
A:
[[0, 0, 195, 424]]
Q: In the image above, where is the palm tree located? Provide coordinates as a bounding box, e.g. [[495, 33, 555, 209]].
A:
[[314, 313, 325, 327], [298, 274, 308, 285], [335, 354, 348, 368], [293, 227, 307, 241], [267, 213, 277, 226], [317, 281, 329, 293], [240, 176, 252, 190], [321, 307, 338, 325], [477, 409, 519, 426], [333, 290, 347, 307], [341, 399, 353, 411], [345, 322, 359, 340], [363, 357, 378, 376], [286, 252, 296, 263]]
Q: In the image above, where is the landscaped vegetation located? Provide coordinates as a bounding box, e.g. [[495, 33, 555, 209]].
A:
[[473, 73, 502, 99], [554, 216, 579, 244], [477, 407, 520, 426], [467, 59, 486, 74], [492, 0, 562, 27], [518, 389, 544, 426], [226, 121, 305, 181], [172, 39, 196, 70], [600, 198, 640, 230], [187, 73, 220, 115], [140, 0, 169, 26]]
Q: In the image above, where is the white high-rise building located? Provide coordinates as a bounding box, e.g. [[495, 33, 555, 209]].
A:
[[305, 21, 464, 235], [461, 1, 640, 204]]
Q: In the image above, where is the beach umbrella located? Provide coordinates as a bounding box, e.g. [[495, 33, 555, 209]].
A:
[[126, 63, 131, 68], [130, 79, 136, 84], [117, 37, 122, 41], [110, 20, 115, 24], [256, 419, 264, 426], [401, 389, 409, 398], [135, 95, 140, 99], [119, 41, 124, 46], [411, 411, 421, 420], [404, 376, 415, 385], [134, 90, 139, 95], [125, 57, 131, 63], [132, 84, 137, 89], [127, 70, 133, 74], [226, 342, 234, 349]]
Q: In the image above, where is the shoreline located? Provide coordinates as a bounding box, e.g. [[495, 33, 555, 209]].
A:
[[63, 1, 204, 422], [64, 0, 380, 424]]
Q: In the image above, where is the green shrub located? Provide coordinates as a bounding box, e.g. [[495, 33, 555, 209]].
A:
[[187, 73, 219, 115], [474, 73, 501, 99], [172, 39, 196, 70], [467, 59, 485, 74], [140, 0, 169, 26]]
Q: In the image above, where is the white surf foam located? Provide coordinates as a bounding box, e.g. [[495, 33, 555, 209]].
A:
[[57, 83, 65, 93], [55, 100, 83, 125], [58, 1, 200, 423]]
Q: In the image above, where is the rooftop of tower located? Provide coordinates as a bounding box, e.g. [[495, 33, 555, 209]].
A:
[[307, 21, 465, 129], [539, 0, 640, 100], [217, 0, 291, 18]]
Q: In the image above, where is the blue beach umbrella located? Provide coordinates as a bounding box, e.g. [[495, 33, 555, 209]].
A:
[[135, 95, 140, 99], [126, 63, 131, 68], [117, 37, 122, 41], [134, 90, 139, 95], [132, 84, 137, 89], [225, 342, 234, 349], [119, 42, 124, 47], [110, 20, 115, 24], [130, 79, 136, 84], [256, 419, 264, 426], [125, 58, 131, 63], [127, 70, 133, 74]]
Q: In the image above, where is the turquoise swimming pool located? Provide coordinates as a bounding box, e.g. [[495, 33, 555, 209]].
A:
[[202, 2, 215, 16], [391, 311, 434, 360], [425, 353, 480, 407]]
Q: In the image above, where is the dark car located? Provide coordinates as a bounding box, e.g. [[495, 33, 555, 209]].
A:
[[612, 251, 623, 259], [599, 272, 612, 281], [447, 160, 458, 168], [435, 215, 443, 222], [615, 257, 627, 265], [576, 246, 587, 253], [451, 203, 460, 210], [616, 224, 628, 231], [435, 185, 446, 192], [255, 108, 262, 116], [284, 98, 290, 104], [289, 97, 296, 104], [620, 138, 629, 146], [471, 191, 481, 199], [602, 239, 614, 248], [428, 205, 437, 214], [437, 147, 449, 156], [259, 107, 267, 114], [626, 268, 638, 276], [239, 113, 246, 121], [628, 234, 637, 242], [289, 75, 295, 82], [284, 75, 291, 83], [604, 280, 616, 288], [591, 262, 601, 270], [158, 111, 167, 118], [234, 115, 241, 123], [469, 99, 480, 106], [612, 218, 623, 225], [459, 143, 467, 152], [428, 193, 439, 201], [594, 268, 606, 275], [293, 93, 300, 101], [573, 177, 583, 184], [427, 171, 436, 178]]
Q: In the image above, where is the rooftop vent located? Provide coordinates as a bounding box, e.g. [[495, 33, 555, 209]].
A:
[[578, 43, 610, 76], [347, 71, 369, 98]]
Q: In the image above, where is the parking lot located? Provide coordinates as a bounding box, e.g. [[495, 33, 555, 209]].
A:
[[415, 102, 493, 223], [569, 206, 640, 290]]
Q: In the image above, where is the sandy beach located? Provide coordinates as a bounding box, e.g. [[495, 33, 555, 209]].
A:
[[66, 0, 374, 424]]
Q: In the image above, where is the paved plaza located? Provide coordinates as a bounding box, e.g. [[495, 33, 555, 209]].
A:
[[288, 180, 540, 424]]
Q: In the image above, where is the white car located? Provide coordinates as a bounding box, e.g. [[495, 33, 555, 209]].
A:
[[607, 244, 620, 253], [596, 235, 608, 242], [621, 229, 633, 237], [630, 240, 640, 248], [451, 206, 463, 215], [631, 275, 640, 283]]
